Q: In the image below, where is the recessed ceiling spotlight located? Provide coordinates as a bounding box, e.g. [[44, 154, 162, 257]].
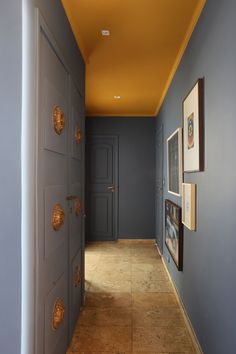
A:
[[101, 29, 110, 36], [114, 95, 121, 100]]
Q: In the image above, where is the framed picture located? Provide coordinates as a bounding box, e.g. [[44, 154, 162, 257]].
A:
[[183, 78, 204, 172], [182, 183, 196, 231], [165, 199, 183, 271], [167, 128, 183, 196]]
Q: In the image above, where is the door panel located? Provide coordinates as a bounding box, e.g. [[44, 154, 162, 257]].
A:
[[90, 193, 113, 238], [70, 249, 82, 331], [90, 144, 113, 184], [37, 30, 69, 354], [69, 182, 82, 257], [87, 136, 118, 241], [41, 35, 68, 155], [71, 86, 83, 160], [44, 185, 67, 258], [43, 79, 68, 155], [37, 27, 84, 354], [44, 272, 68, 354]]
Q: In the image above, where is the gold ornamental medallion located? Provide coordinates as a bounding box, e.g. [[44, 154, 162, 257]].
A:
[[75, 127, 82, 144], [52, 298, 65, 330], [53, 106, 65, 135], [52, 204, 65, 231]]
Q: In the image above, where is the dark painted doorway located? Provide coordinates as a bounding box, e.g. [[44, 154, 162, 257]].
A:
[[155, 125, 164, 253], [86, 135, 119, 241]]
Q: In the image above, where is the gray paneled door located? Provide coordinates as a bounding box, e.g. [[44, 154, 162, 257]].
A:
[[36, 28, 84, 354], [155, 125, 164, 253], [87, 136, 118, 241]]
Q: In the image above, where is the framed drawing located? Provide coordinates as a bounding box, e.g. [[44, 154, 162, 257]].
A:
[[167, 128, 183, 196], [165, 199, 183, 271], [183, 78, 204, 172], [182, 183, 196, 231]]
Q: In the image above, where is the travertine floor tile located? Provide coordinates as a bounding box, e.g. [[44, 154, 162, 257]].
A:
[[96, 261, 131, 278], [68, 352, 132, 354], [133, 327, 193, 352], [131, 248, 160, 258], [71, 326, 132, 352], [99, 255, 131, 263], [67, 241, 195, 354], [89, 278, 132, 293], [99, 244, 132, 256], [131, 253, 161, 263], [132, 293, 178, 308], [85, 292, 132, 308], [132, 307, 185, 327], [131, 277, 173, 293], [67, 352, 195, 354], [79, 307, 132, 326], [131, 262, 164, 273], [131, 263, 169, 282]]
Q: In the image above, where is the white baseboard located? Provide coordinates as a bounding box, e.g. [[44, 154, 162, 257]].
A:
[[155, 244, 204, 354]]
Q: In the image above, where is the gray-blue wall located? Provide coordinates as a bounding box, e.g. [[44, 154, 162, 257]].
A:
[[157, 1, 236, 353], [86, 117, 156, 239], [0, 1, 22, 352], [0, 1, 84, 353]]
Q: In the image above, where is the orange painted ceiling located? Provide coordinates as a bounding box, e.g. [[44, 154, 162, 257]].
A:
[[61, 0, 205, 117]]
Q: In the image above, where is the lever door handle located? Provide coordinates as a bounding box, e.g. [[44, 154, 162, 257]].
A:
[[66, 195, 78, 201], [107, 186, 115, 192]]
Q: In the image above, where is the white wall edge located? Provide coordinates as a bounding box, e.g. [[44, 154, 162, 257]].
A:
[[21, 2, 38, 354]]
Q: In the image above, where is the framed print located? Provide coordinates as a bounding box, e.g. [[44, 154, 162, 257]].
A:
[[167, 128, 183, 196], [182, 183, 196, 231], [165, 199, 183, 271], [183, 78, 204, 172]]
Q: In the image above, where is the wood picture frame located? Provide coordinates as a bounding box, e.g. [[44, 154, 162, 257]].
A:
[[167, 128, 183, 196], [182, 183, 196, 231], [183, 78, 204, 172], [165, 199, 183, 271]]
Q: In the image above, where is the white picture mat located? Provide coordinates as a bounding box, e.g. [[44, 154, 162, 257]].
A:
[[183, 82, 200, 172], [182, 183, 196, 231], [167, 127, 183, 196]]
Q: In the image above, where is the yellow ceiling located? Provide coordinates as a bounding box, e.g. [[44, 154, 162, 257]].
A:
[[61, 0, 205, 117]]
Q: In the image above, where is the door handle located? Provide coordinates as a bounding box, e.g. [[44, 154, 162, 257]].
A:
[[66, 195, 78, 201], [107, 186, 115, 192]]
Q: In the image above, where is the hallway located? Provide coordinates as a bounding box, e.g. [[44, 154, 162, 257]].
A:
[[67, 240, 196, 353]]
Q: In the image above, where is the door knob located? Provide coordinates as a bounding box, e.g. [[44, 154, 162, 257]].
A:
[[107, 186, 115, 192]]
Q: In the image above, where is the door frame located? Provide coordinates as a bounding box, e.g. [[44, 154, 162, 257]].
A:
[[155, 124, 164, 254], [86, 134, 119, 241]]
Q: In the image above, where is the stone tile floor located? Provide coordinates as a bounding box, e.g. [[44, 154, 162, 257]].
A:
[[67, 240, 196, 354]]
